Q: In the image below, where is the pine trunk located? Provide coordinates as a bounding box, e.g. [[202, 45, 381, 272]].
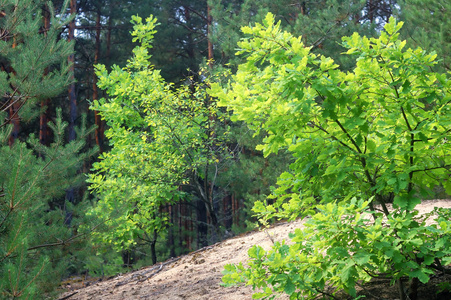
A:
[[8, 102, 20, 146], [8, 36, 18, 146], [93, 8, 103, 152], [207, 5, 213, 67], [168, 205, 176, 257], [106, 9, 112, 67], [197, 198, 208, 248], [65, 0, 77, 225], [67, 0, 77, 142], [39, 5, 51, 146]]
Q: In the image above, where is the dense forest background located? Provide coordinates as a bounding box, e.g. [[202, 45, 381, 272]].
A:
[[0, 0, 450, 299]]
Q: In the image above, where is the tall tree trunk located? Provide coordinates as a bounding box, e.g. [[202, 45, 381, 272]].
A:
[[106, 7, 112, 67], [93, 7, 103, 152], [8, 33, 18, 147], [185, 204, 192, 251], [178, 201, 183, 251], [183, 6, 196, 72], [197, 199, 208, 248], [150, 230, 158, 265], [368, 0, 374, 23], [168, 205, 176, 257], [65, 0, 77, 225], [39, 5, 51, 147], [207, 4, 213, 68], [183, 202, 191, 250], [67, 0, 76, 143], [8, 102, 19, 146], [233, 193, 239, 225], [39, 98, 50, 146]]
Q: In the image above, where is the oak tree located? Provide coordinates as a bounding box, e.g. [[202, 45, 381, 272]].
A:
[[212, 14, 451, 300]]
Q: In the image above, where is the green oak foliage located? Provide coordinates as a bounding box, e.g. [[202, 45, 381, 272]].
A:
[[211, 13, 451, 299], [88, 15, 229, 263]]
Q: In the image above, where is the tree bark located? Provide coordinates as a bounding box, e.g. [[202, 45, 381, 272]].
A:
[[106, 7, 112, 67], [183, 6, 196, 71], [397, 279, 407, 300], [93, 7, 103, 152], [7, 29, 18, 147], [178, 202, 183, 251], [150, 230, 158, 265], [368, 0, 374, 23], [39, 5, 51, 147], [197, 198, 208, 248], [183, 202, 191, 250], [67, 0, 76, 143], [207, 5, 213, 68], [168, 205, 176, 257], [8, 102, 20, 146], [409, 276, 419, 300], [65, 0, 77, 226]]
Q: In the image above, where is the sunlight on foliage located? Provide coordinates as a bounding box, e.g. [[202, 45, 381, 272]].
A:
[[211, 13, 451, 299], [87, 15, 231, 262]]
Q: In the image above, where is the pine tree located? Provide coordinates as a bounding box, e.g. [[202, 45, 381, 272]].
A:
[[399, 0, 451, 72], [0, 1, 96, 298]]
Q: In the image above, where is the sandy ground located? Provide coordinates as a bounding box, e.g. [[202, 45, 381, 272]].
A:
[[58, 199, 451, 300]]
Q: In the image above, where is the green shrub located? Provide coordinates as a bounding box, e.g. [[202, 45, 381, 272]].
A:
[[212, 14, 451, 299]]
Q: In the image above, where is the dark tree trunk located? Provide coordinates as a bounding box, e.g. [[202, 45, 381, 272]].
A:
[[223, 194, 232, 229], [168, 205, 176, 257], [409, 276, 419, 300], [65, 0, 77, 225], [93, 7, 103, 152], [7, 37, 18, 147], [106, 8, 112, 67], [8, 102, 20, 147], [67, 0, 76, 143], [397, 279, 407, 300], [184, 203, 192, 250], [150, 230, 158, 265], [368, 0, 374, 23], [39, 5, 51, 147], [197, 198, 208, 248], [207, 5, 213, 68], [233, 193, 239, 225], [178, 202, 183, 251], [39, 98, 50, 146], [121, 250, 135, 268], [183, 6, 196, 72]]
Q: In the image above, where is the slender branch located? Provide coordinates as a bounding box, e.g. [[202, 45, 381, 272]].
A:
[[0, 215, 23, 264], [308, 121, 355, 153], [17, 260, 46, 297], [334, 119, 363, 154], [382, 56, 417, 196], [27, 222, 103, 251], [182, 5, 208, 23], [410, 164, 451, 174], [210, 162, 218, 204], [314, 287, 339, 300], [192, 172, 208, 204], [431, 262, 451, 275], [0, 206, 13, 230]]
